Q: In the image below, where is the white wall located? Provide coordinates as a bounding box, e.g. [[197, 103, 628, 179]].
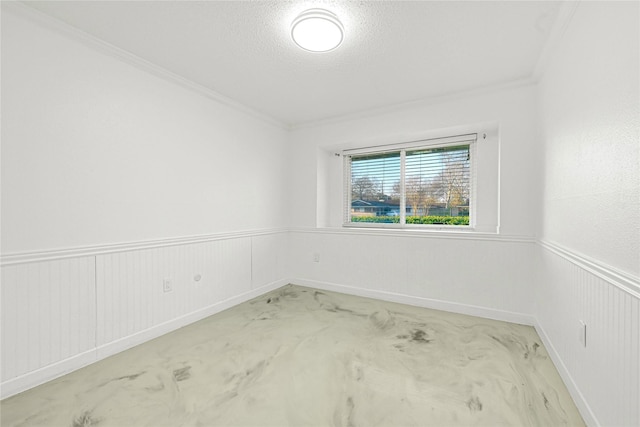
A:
[[288, 230, 536, 323], [286, 85, 539, 319], [0, 5, 290, 398], [538, 1, 639, 277], [289, 84, 539, 237], [1, 7, 290, 254], [536, 2, 640, 426]]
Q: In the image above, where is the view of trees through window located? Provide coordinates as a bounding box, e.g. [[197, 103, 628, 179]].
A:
[[349, 145, 470, 226]]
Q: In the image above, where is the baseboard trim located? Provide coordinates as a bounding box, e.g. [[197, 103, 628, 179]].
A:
[[0, 279, 288, 400], [534, 320, 599, 427], [95, 279, 288, 360], [0, 349, 97, 400], [289, 278, 536, 326]]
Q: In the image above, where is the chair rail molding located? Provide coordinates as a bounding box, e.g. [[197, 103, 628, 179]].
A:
[[538, 239, 640, 298]]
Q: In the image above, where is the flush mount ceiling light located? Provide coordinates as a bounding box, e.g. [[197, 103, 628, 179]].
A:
[[291, 9, 344, 52]]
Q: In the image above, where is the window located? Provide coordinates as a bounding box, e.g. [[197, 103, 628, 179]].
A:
[[344, 134, 476, 228]]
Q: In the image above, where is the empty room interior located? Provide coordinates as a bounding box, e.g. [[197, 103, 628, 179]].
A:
[[1, 1, 638, 426]]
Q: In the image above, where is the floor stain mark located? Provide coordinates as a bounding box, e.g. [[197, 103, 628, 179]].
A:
[[489, 335, 504, 346], [313, 291, 364, 316], [212, 390, 238, 407], [96, 372, 146, 389], [115, 372, 145, 382], [145, 382, 165, 393], [353, 365, 364, 382], [410, 329, 431, 343], [393, 344, 406, 352], [173, 366, 192, 382], [466, 396, 483, 413], [542, 392, 550, 409], [244, 360, 267, 383], [346, 396, 356, 427], [369, 310, 395, 330], [524, 342, 543, 359], [72, 410, 101, 427]]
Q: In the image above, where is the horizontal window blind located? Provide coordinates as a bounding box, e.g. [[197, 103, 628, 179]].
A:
[[349, 152, 401, 224], [345, 135, 475, 227], [405, 145, 470, 218]]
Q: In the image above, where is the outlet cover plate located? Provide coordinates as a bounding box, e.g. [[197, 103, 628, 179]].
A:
[[578, 320, 586, 347]]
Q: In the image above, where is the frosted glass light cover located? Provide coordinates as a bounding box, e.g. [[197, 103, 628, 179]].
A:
[[291, 9, 344, 52]]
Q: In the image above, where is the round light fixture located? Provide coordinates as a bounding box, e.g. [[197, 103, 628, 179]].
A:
[[291, 9, 344, 52]]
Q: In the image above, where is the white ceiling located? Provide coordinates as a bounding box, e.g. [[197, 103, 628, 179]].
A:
[[23, 1, 565, 127]]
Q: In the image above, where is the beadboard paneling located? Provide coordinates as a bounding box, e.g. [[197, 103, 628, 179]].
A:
[[96, 237, 252, 347], [251, 232, 288, 290], [0, 257, 96, 383], [536, 244, 640, 427], [1, 231, 289, 399]]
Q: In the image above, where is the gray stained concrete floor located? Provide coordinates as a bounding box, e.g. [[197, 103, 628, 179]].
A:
[[1, 285, 585, 426]]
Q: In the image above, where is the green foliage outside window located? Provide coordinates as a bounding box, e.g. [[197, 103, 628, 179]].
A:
[[351, 216, 469, 225]]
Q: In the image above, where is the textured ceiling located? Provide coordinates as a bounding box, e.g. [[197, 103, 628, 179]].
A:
[[23, 1, 563, 126]]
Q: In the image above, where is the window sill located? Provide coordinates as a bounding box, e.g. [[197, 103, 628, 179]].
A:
[[291, 226, 533, 243], [343, 222, 474, 232]]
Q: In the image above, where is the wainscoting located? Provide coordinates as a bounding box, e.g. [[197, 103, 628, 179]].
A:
[[1, 256, 97, 390], [0, 230, 288, 399], [1, 229, 638, 427], [535, 241, 639, 427]]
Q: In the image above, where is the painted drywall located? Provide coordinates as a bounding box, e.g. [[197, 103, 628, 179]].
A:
[[1, 7, 290, 254], [288, 230, 537, 319], [289, 83, 539, 238], [536, 2, 640, 426], [538, 1, 639, 276], [286, 85, 540, 317]]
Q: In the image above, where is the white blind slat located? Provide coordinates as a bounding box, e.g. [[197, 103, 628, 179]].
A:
[[346, 137, 473, 227]]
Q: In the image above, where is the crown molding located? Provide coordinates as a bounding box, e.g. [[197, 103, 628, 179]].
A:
[[290, 1, 582, 131], [4, 0, 578, 132], [290, 77, 537, 131], [3, 1, 289, 130], [531, 0, 581, 81]]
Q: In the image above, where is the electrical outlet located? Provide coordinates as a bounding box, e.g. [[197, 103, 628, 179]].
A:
[[163, 278, 173, 293], [313, 253, 320, 263], [578, 320, 587, 347]]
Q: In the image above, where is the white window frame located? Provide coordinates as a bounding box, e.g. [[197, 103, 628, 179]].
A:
[[343, 133, 478, 230]]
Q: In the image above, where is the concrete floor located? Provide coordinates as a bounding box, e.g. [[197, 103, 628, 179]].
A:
[[1, 285, 585, 426]]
